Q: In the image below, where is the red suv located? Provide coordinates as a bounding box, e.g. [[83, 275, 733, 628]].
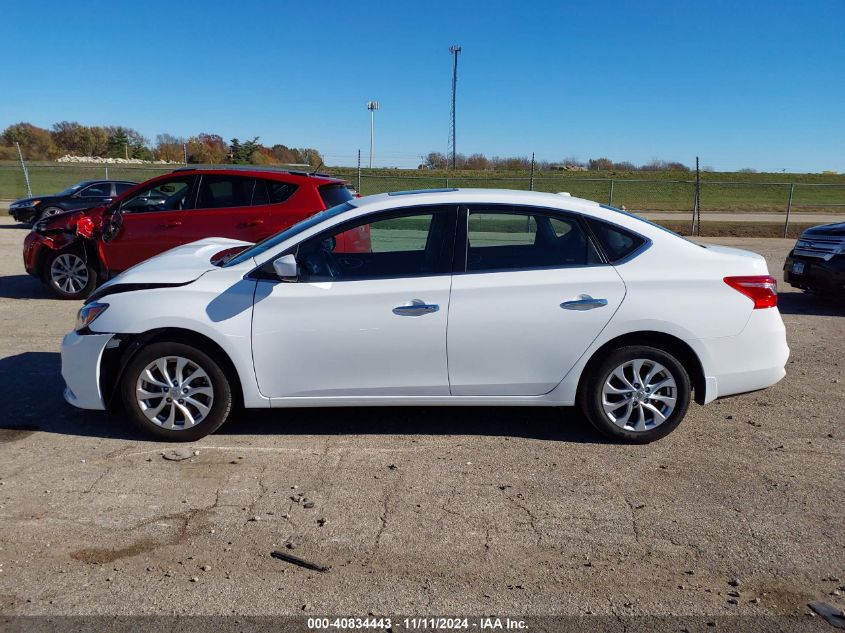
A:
[[24, 167, 360, 299]]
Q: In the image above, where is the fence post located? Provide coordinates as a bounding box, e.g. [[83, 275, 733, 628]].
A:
[[104, 166, 109, 180], [15, 142, 32, 198], [691, 157, 701, 236], [357, 149, 362, 194], [608, 179, 614, 205], [529, 152, 535, 191], [783, 183, 795, 238], [445, 178, 449, 188]]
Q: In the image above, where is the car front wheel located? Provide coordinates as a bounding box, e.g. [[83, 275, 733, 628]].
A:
[[45, 249, 97, 300], [121, 342, 232, 441], [579, 345, 691, 444], [37, 206, 65, 221]]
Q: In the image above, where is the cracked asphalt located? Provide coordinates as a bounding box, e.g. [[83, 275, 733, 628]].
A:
[[0, 215, 842, 620]]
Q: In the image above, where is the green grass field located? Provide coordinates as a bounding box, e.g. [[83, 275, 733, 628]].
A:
[[2, 161, 843, 215]]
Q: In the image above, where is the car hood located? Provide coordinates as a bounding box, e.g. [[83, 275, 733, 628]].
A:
[[100, 237, 253, 288], [802, 222, 845, 237], [12, 195, 58, 206]]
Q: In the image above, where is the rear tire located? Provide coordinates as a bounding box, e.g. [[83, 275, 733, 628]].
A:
[[44, 249, 97, 300], [121, 342, 232, 441], [579, 345, 691, 444]]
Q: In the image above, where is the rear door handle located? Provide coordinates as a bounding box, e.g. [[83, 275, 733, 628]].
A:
[[242, 219, 264, 227], [393, 299, 440, 316], [164, 220, 182, 228], [560, 295, 608, 311]]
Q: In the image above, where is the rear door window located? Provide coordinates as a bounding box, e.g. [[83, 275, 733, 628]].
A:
[[465, 207, 601, 272], [196, 175, 254, 209]]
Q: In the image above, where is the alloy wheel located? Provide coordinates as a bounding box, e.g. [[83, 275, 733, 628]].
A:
[[601, 358, 677, 432], [135, 356, 215, 429], [50, 253, 90, 295], [41, 207, 63, 218]]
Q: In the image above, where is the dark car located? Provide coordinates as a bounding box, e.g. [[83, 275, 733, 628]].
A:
[[8, 180, 137, 224], [783, 222, 845, 295]]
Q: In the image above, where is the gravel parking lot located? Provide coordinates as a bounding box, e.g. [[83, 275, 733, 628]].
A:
[[0, 214, 842, 624]]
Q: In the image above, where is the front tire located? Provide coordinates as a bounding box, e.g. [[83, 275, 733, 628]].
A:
[[579, 345, 691, 444], [121, 342, 232, 441], [37, 206, 65, 221], [45, 249, 97, 300]]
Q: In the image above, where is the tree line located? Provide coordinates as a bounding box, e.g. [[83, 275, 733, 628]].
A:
[[0, 122, 323, 167], [420, 152, 695, 172]]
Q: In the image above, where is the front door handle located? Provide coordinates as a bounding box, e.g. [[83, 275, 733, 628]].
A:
[[392, 299, 440, 316], [164, 220, 182, 228], [560, 295, 608, 311], [242, 219, 264, 227]]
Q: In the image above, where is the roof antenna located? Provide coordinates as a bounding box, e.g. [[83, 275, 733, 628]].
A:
[[309, 160, 324, 176]]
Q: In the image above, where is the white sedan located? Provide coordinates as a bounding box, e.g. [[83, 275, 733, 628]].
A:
[[61, 189, 789, 443]]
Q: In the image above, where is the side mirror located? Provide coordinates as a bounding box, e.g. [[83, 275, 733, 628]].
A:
[[272, 254, 299, 282]]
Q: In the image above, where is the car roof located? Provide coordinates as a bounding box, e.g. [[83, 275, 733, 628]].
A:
[[348, 188, 603, 214], [170, 166, 345, 185]]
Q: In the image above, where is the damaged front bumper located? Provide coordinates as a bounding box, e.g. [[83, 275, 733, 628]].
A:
[[61, 330, 115, 410]]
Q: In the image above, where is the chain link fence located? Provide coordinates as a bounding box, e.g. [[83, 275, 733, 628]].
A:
[[3, 162, 843, 236]]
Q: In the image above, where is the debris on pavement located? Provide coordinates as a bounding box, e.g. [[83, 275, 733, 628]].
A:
[[162, 449, 195, 461], [808, 602, 845, 629], [271, 550, 330, 573]]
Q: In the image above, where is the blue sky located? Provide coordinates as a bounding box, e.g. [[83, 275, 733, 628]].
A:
[[2, 0, 843, 172]]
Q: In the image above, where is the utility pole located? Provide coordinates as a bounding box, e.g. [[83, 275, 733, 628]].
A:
[[448, 45, 461, 170], [367, 101, 379, 168]]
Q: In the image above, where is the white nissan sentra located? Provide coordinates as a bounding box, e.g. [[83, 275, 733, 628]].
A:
[[61, 189, 789, 443]]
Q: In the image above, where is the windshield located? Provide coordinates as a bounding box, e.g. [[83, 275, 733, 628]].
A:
[[56, 182, 88, 196], [223, 202, 355, 267]]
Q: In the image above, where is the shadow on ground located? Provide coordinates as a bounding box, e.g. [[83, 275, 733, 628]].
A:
[[0, 275, 51, 300], [777, 291, 844, 317], [0, 352, 604, 444]]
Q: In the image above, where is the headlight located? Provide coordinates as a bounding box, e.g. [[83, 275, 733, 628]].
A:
[[75, 302, 109, 331], [33, 221, 47, 233], [12, 200, 39, 209], [795, 240, 810, 248]]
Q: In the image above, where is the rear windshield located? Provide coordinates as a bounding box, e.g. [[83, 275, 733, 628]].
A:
[[319, 183, 353, 208], [223, 202, 355, 267]]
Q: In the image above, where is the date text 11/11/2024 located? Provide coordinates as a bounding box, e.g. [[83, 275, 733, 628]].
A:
[[306, 617, 528, 630]]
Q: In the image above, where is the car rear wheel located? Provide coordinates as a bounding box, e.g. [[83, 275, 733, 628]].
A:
[[121, 342, 232, 441], [579, 345, 691, 444], [38, 206, 64, 221], [45, 250, 97, 300]]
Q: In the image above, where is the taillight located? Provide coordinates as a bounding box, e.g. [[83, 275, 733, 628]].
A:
[[724, 275, 778, 309]]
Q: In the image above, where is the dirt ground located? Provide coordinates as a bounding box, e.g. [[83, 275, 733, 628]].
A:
[[0, 215, 842, 625]]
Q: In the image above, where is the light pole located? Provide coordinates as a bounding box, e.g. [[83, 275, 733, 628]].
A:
[[367, 101, 379, 168], [448, 45, 461, 170]]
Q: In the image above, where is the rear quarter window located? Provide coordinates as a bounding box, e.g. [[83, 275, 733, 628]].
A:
[[587, 218, 647, 263], [259, 179, 298, 205]]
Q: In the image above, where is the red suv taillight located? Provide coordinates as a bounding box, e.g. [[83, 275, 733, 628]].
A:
[[724, 275, 778, 309]]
